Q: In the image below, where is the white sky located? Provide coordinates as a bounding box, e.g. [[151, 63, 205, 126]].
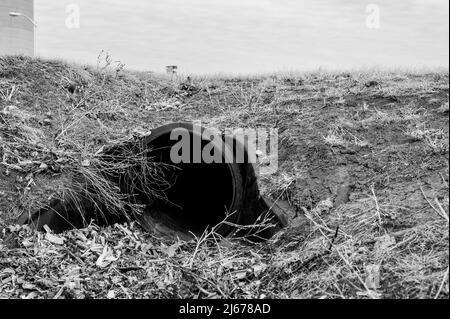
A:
[[35, 0, 449, 74]]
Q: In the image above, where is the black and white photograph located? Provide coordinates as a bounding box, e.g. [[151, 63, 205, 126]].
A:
[[0, 0, 448, 306]]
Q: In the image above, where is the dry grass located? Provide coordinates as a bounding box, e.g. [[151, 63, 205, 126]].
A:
[[0, 56, 448, 299], [1, 191, 446, 299], [405, 124, 449, 153], [0, 55, 170, 227]]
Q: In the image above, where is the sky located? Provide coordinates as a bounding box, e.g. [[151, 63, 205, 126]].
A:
[[35, 0, 449, 74]]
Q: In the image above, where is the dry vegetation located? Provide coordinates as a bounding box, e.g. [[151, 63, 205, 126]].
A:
[[0, 56, 448, 299]]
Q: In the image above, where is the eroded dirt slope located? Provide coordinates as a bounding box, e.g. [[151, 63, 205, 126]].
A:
[[0, 57, 448, 298]]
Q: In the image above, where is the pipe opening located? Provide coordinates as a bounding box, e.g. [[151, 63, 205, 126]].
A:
[[143, 130, 237, 237]]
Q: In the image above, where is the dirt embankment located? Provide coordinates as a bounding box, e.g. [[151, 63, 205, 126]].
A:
[[0, 56, 448, 298]]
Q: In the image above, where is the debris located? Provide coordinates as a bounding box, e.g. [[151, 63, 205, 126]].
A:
[[364, 80, 380, 88], [107, 290, 116, 299], [45, 233, 65, 245], [365, 264, 381, 290], [96, 245, 119, 268]]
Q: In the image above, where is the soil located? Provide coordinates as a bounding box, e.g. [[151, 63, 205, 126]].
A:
[[0, 57, 448, 298]]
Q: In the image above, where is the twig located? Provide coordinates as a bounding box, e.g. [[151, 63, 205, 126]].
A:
[[371, 185, 383, 227], [434, 267, 449, 299], [439, 173, 448, 188], [53, 286, 65, 299], [420, 185, 449, 222], [293, 226, 339, 271], [174, 263, 227, 298], [117, 266, 144, 273], [434, 198, 449, 222]]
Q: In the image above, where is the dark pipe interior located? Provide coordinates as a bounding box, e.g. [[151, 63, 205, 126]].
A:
[[145, 132, 235, 236]]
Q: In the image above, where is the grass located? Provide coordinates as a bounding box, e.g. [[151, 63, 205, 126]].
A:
[[0, 55, 449, 299], [405, 125, 449, 153]]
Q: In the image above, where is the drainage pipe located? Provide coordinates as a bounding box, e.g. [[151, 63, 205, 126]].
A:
[[18, 122, 287, 239]]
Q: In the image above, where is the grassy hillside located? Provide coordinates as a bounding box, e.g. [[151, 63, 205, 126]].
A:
[[0, 56, 448, 299]]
